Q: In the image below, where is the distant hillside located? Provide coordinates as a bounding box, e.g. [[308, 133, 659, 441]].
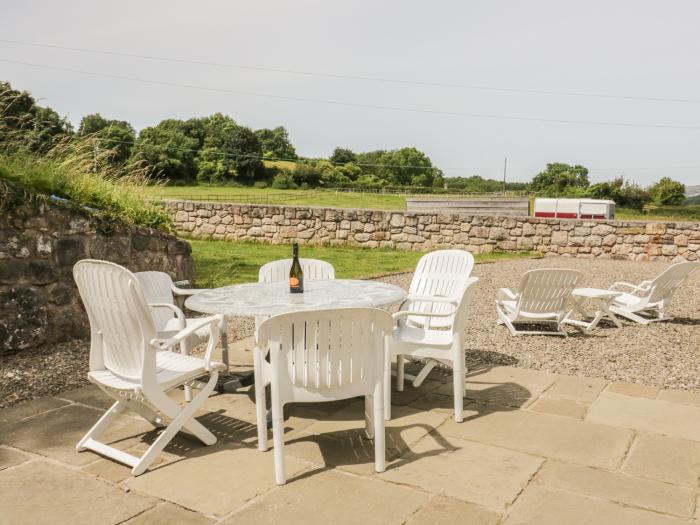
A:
[[687, 185, 700, 197]]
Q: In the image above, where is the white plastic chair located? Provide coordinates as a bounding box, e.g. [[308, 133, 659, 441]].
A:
[[395, 250, 475, 386], [254, 308, 392, 485], [496, 268, 583, 336], [258, 258, 335, 283], [386, 276, 479, 422], [73, 260, 224, 476], [608, 261, 699, 324], [135, 271, 213, 401]]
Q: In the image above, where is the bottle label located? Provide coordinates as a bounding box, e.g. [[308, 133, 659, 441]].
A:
[[290, 277, 300, 287]]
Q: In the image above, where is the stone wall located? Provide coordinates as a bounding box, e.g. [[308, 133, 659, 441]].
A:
[[167, 200, 699, 262], [1, 199, 195, 355]]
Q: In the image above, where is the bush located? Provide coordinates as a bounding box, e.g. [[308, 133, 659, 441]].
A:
[[649, 177, 686, 206], [253, 180, 269, 189], [271, 170, 297, 189]]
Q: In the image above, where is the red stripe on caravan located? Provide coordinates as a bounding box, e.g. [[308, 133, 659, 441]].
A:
[[555, 212, 578, 219], [534, 212, 556, 217]]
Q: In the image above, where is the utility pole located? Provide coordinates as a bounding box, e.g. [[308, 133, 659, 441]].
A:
[[502, 157, 507, 195]]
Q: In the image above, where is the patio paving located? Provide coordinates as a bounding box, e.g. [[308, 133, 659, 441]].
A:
[[2, 362, 700, 524]]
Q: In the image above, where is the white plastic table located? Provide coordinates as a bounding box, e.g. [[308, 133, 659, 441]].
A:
[[565, 287, 622, 332], [185, 279, 407, 391]]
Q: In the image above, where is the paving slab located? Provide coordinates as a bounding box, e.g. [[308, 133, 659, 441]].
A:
[[439, 406, 633, 469], [57, 384, 116, 410], [504, 486, 691, 525], [0, 396, 69, 428], [0, 446, 29, 470], [222, 469, 429, 525], [125, 443, 307, 517], [0, 460, 155, 525], [435, 366, 554, 408], [658, 389, 700, 408], [389, 378, 444, 406], [623, 433, 700, 487], [380, 434, 542, 510], [544, 375, 607, 402], [405, 496, 502, 525], [122, 502, 214, 525], [528, 397, 588, 419], [587, 392, 700, 441], [82, 442, 180, 483], [1, 404, 152, 465], [606, 381, 660, 399], [534, 460, 697, 518]]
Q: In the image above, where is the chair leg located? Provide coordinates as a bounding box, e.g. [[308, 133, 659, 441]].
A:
[[452, 344, 465, 423], [254, 347, 268, 451], [364, 395, 374, 439], [396, 355, 405, 392], [373, 382, 385, 473], [412, 360, 437, 387], [384, 351, 392, 421], [181, 340, 193, 403], [271, 400, 286, 485], [76, 400, 125, 451]]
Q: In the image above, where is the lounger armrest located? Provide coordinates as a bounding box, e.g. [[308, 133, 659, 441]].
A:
[[148, 302, 186, 329], [496, 288, 518, 301], [151, 315, 223, 371]]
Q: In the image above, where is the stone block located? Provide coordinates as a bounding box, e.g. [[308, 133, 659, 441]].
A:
[[551, 230, 567, 246]]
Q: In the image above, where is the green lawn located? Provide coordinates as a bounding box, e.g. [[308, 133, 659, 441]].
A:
[[149, 186, 406, 210], [189, 239, 541, 287]]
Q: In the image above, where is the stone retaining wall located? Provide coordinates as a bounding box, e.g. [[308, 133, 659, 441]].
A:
[[1, 199, 195, 355], [167, 200, 699, 262]]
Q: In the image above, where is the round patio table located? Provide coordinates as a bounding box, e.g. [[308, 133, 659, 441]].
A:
[[185, 279, 407, 392]]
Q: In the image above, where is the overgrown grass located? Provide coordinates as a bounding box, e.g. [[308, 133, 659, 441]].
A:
[[189, 238, 542, 287], [617, 205, 700, 222], [0, 140, 172, 230]]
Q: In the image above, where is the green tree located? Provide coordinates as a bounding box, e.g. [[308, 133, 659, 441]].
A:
[[374, 147, 436, 186], [79, 113, 136, 164], [531, 163, 590, 193], [130, 120, 199, 181], [255, 126, 296, 159], [329, 147, 357, 165], [649, 177, 686, 206], [0, 81, 72, 154]]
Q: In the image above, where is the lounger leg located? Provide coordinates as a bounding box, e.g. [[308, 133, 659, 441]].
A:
[[609, 306, 651, 325], [254, 347, 268, 451]]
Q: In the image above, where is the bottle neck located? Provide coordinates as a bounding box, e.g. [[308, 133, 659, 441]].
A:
[[293, 243, 299, 257]]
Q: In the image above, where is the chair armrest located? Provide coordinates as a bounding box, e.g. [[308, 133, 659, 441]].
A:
[[392, 306, 458, 321], [171, 283, 211, 297], [148, 302, 186, 329], [151, 315, 223, 371], [496, 288, 518, 301], [609, 281, 650, 294]]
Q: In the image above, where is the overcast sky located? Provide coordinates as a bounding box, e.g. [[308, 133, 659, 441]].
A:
[[1, 0, 699, 185]]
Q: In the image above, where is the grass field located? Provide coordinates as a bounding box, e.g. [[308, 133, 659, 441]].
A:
[[149, 186, 700, 222], [189, 239, 541, 287]]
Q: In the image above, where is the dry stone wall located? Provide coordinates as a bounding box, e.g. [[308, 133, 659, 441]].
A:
[[167, 200, 699, 262], [1, 200, 195, 354]]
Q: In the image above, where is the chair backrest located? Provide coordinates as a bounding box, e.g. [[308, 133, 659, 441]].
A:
[[406, 250, 475, 328], [451, 277, 480, 334], [74, 260, 156, 381], [517, 268, 583, 315], [258, 258, 336, 283], [647, 261, 699, 305], [257, 308, 392, 403], [135, 271, 176, 330]]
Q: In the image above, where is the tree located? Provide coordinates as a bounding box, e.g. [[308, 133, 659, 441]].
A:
[[255, 126, 296, 159], [130, 120, 199, 181], [373, 147, 437, 187], [531, 163, 590, 193], [329, 147, 357, 165], [649, 177, 686, 206], [79, 113, 136, 164], [0, 81, 72, 154]]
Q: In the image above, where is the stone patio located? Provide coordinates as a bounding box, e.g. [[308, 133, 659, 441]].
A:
[[3, 354, 700, 524]]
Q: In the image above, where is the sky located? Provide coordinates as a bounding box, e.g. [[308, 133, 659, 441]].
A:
[[1, 0, 699, 186]]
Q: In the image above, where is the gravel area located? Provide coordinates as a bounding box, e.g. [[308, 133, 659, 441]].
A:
[[2, 257, 698, 408]]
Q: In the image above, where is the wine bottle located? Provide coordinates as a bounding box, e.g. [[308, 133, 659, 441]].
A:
[[289, 242, 304, 293]]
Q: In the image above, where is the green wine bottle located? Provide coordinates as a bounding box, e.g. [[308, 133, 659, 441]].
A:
[[289, 242, 304, 293]]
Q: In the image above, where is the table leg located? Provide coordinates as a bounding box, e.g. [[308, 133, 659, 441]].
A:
[[215, 315, 255, 393], [601, 301, 623, 328]]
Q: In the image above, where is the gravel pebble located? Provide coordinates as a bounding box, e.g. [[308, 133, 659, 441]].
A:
[[1, 257, 698, 408]]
